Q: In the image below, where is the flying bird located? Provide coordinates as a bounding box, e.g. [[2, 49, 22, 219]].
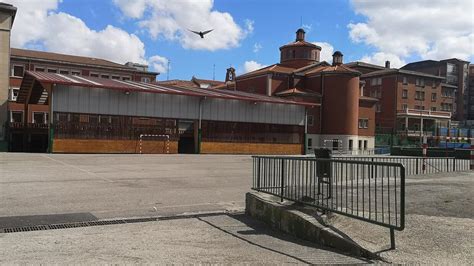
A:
[[189, 29, 213, 39]]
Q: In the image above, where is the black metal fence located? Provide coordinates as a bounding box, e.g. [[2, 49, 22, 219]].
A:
[[252, 156, 405, 249], [333, 156, 470, 176]]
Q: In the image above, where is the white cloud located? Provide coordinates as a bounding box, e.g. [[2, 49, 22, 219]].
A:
[[302, 24, 312, 32], [360, 52, 406, 68], [253, 43, 262, 53], [149, 55, 169, 73], [348, 0, 474, 62], [313, 42, 334, 63], [5, 0, 166, 72], [113, 0, 252, 51], [243, 61, 267, 73]]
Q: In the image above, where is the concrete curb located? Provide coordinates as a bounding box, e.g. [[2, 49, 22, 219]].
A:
[[245, 191, 379, 260]]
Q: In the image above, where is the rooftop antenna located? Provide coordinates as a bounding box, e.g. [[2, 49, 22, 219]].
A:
[[167, 60, 170, 80], [213, 64, 215, 81]]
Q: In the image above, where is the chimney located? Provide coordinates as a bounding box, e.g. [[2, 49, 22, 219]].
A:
[[225, 67, 236, 83], [385, 61, 390, 68], [332, 51, 343, 66], [296, 28, 306, 41]]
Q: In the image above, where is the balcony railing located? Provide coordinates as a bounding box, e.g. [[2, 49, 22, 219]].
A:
[[397, 109, 451, 119], [8, 122, 49, 129]]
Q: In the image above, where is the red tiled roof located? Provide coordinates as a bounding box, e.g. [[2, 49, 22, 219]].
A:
[[304, 64, 361, 76], [275, 88, 321, 97], [237, 64, 296, 79], [279, 40, 321, 50], [11, 48, 150, 72], [19, 71, 316, 107]]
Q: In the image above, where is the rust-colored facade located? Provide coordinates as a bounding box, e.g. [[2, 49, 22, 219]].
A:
[[231, 29, 378, 153], [359, 67, 452, 141]]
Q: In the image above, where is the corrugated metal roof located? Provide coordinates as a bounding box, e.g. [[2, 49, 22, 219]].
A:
[[22, 71, 315, 107]]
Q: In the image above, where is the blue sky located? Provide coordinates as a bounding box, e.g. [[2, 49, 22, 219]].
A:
[[6, 0, 474, 81]]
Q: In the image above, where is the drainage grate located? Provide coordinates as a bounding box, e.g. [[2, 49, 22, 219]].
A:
[[0, 210, 240, 234], [0, 217, 157, 234]]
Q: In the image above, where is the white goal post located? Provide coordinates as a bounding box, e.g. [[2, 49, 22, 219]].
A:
[[139, 134, 170, 154]]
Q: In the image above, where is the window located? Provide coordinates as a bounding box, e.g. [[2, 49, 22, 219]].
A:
[[308, 138, 313, 147], [402, 104, 408, 110], [415, 91, 425, 100], [332, 139, 340, 150], [442, 103, 453, 111], [112, 76, 120, 80], [71, 70, 81, 76], [47, 68, 57, 73], [12, 65, 24, 77], [415, 78, 425, 87], [402, 76, 408, 84], [349, 139, 353, 151], [358, 140, 362, 150], [364, 140, 368, 150], [432, 80, 437, 88], [35, 67, 45, 72], [376, 103, 382, 112], [402, 89, 408, 98], [90, 73, 99, 78], [9, 87, 19, 101], [358, 119, 369, 129], [415, 105, 425, 110], [307, 115, 314, 126], [442, 88, 454, 98], [99, 115, 110, 124], [141, 77, 151, 83], [431, 107, 437, 111], [101, 74, 110, 79], [370, 77, 382, 86], [33, 112, 48, 124], [59, 69, 70, 75], [431, 93, 437, 101], [122, 76, 131, 81], [370, 88, 382, 98], [10, 111, 23, 123], [292, 50, 296, 59]]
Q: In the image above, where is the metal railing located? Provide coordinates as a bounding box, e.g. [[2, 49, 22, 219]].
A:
[[334, 156, 470, 176], [252, 156, 405, 249]]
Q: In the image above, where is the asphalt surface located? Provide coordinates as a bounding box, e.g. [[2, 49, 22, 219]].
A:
[[0, 153, 251, 223]]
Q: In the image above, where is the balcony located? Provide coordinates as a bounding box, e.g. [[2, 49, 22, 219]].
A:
[[397, 109, 451, 119]]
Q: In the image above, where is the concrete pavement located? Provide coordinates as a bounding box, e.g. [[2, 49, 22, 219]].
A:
[[0, 213, 369, 264]]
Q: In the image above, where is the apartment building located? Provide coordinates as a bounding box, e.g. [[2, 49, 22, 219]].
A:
[[402, 59, 470, 121], [360, 67, 452, 142]]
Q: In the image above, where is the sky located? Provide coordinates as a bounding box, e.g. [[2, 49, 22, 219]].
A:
[[4, 0, 474, 81]]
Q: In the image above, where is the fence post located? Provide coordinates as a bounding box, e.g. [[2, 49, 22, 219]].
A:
[[446, 158, 449, 172], [257, 158, 261, 190], [416, 158, 419, 175], [390, 228, 396, 249], [280, 159, 285, 202], [453, 158, 456, 172]]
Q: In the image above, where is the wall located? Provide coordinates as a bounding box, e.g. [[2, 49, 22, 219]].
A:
[[363, 75, 397, 129], [53, 138, 178, 154], [235, 75, 267, 95], [0, 10, 14, 142], [53, 85, 306, 126], [358, 100, 376, 136], [322, 74, 359, 135], [201, 141, 302, 155]]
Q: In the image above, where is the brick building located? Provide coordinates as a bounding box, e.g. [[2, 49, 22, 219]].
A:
[[401, 59, 470, 121], [359, 67, 451, 143], [0, 3, 16, 150], [7, 48, 159, 151], [230, 29, 378, 153]]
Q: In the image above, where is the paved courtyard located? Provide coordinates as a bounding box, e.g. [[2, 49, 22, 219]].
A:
[[0, 153, 252, 222]]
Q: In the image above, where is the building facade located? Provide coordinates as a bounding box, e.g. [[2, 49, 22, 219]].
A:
[[6, 48, 159, 151], [402, 59, 470, 121], [231, 29, 378, 153], [15, 71, 312, 154], [0, 3, 16, 150], [359, 67, 453, 144]]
